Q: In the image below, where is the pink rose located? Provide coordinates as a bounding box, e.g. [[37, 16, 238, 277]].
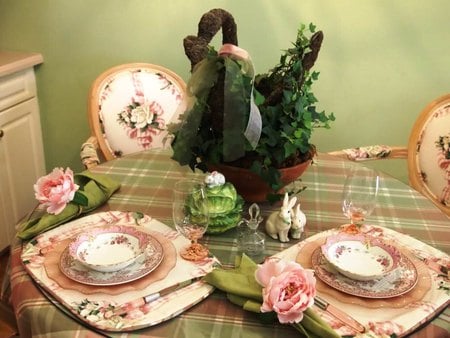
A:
[[255, 258, 316, 324], [34, 167, 79, 215]]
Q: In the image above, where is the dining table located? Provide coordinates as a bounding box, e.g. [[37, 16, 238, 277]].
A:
[[7, 149, 450, 338]]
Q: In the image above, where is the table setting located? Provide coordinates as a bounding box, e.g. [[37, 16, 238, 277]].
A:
[[20, 210, 218, 332], [7, 7, 450, 337], [8, 151, 449, 338]]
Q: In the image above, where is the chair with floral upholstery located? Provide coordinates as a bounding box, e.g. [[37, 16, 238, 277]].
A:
[[80, 63, 186, 168], [328, 94, 450, 216]]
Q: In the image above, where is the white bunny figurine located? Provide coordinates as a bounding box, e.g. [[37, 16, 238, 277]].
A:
[[290, 203, 306, 239], [265, 193, 297, 242]]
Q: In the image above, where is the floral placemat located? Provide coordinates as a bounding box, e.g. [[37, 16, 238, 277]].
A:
[[277, 225, 449, 337], [21, 211, 218, 331]]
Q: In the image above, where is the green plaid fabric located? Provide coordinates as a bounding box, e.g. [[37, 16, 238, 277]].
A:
[[9, 149, 449, 338]]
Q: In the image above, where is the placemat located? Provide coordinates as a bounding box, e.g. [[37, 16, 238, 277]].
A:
[[274, 225, 449, 338], [21, 211, 218, 332]]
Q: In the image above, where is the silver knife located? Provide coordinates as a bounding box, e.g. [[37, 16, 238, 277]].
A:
[[314, 296, 365, 333], [412, 251, 449, 279], [113, 277, 201, 315]]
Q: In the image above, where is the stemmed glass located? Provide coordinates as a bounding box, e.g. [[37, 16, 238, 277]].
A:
[[342, 166, 380, 228], [172, 179, 210, 261]]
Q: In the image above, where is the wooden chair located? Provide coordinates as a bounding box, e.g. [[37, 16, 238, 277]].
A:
[[328, 94, 450, 217], [81, 63, 186, 168]]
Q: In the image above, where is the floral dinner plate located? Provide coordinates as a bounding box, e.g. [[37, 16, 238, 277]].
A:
[[60, 230, 163, 286], [312, 247, 418, 298]]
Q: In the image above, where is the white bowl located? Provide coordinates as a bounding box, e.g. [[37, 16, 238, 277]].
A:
[[69, 225, 150, 272], [321, 233, 401, 281]]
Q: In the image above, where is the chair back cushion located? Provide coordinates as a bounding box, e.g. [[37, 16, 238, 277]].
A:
[[408, 94, 450, 216], [89, 63, 185, 160]]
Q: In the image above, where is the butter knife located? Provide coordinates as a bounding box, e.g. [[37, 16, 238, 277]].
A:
[[315, 296, 365, 333], [113, 277, 201, 315], [412, 251, 449, 279]]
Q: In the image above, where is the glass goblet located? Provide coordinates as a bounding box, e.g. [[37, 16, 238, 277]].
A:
[[172, 179, 209, 261], [342, 166, 380, 228]]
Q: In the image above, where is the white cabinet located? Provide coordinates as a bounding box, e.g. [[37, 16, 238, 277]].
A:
[[0, 53, 45, 251]]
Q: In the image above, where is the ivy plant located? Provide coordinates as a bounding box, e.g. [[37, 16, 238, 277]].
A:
[[170, 23, 334, 201]]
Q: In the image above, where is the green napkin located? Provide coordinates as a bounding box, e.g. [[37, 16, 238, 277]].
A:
[[204, 254, 340, 338], [17, 171, 121, 240]]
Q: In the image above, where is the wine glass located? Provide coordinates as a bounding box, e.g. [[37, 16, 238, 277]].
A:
[[172, 179, 210, 261], [342, 166, 380, 228]]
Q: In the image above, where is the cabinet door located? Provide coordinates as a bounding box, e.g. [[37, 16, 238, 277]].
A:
[[0, 98, 45, 249]]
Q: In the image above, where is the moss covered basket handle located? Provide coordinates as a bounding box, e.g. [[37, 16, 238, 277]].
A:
[[183, 8, 238, 70]]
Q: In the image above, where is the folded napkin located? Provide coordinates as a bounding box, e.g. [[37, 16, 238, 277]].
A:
[[204, 254, 340, 338], [17, 171, 121, 240]]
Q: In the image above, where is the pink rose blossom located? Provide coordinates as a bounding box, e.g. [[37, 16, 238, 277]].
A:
[[34, 167, 79, 215], [255, 258, 316, 324]]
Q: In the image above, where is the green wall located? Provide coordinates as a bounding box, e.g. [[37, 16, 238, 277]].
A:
[[1, 0, 449, 183]]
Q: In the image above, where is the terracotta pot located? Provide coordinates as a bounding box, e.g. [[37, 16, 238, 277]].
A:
[[207, 160, 311, 202]]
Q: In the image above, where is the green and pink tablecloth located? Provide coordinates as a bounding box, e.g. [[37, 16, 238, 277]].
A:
[[9, 150, 449, 337]]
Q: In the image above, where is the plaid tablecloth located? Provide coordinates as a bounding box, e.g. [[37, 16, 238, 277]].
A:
[[9, 150, 449, 337]]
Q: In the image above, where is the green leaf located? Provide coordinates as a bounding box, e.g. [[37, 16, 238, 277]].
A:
[[284, 142, 297, 158], [253, 89, 265, 106], [311, 71, 320, 80], [73, 191, 88, 206], [293, 60, 302, 73], [282, 90, 292, 104], [294, 129, 303, 138]]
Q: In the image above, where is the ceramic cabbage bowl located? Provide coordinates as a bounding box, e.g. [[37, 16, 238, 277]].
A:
[[69, 225, 150, 272], [321, 233, 401, 281]]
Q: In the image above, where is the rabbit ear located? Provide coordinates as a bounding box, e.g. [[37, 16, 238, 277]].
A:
[[288, 196, 297, 209], [282, 192, 289, 206]]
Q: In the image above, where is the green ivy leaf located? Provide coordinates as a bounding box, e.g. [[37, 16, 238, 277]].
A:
[[73, 191, 88, 206], [284, 142, 297, 158]]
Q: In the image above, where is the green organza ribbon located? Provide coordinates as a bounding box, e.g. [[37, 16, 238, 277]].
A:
[[172, 49, 260, 164]]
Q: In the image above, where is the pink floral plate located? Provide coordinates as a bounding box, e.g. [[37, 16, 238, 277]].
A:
[[60, 228, 164, 286], [312, 248, 418, 298]]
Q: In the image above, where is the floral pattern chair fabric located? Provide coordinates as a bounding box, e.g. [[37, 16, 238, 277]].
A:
[[328, 94, 450, 217], [81, 63, 186, 168]]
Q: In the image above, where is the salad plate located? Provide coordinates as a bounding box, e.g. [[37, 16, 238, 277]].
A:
[[68, 225, 153, 272], [321, 233, 401, 281], [61, 228, 164, 286], [312, 247, 418, 298]]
